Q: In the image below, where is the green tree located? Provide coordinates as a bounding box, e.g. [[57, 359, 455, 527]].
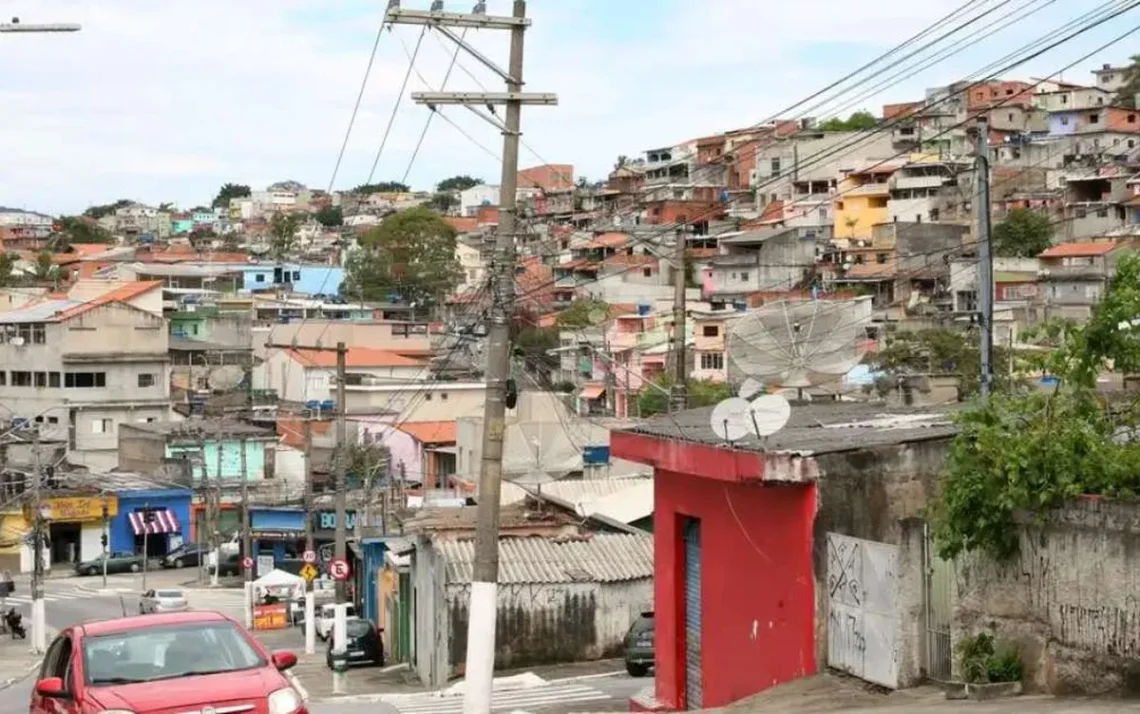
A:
[[993, 208, 1053, 258], [513, 326, 560, 372], [32, 251, 59, 282], [55, 216, 115, 244], [428, 192, 458, 212], [817, 110, 878, 132], [556, 298, 612, 328], [0, 253, 15, 287], [1113, 54, 1140, 109], [212, 183, 251, 209], [188, 227, 218, 251], [269, 213, 303, 260], [436, 175, 482, 192], [871, 328, 1015, 397], [343, 207, 461, 305], [82, 199, 131, 220], [314, 205, 344, 227], [931, 253, 1140, 562], [352, 181, 409, 194], [158, 202, 176, 212], [638, 373, 732, 418]]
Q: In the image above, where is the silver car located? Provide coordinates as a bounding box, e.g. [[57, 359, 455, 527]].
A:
[[139, 588, 189, 614]]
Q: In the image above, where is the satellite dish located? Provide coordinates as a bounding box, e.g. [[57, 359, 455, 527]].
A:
[[727, 298, 871, 390], [738, 377, 764, 400], [709, 397, 754, 443], [207, 365, 245, 392], [248, 243, 270, 255], [748, 394, 791, 436]]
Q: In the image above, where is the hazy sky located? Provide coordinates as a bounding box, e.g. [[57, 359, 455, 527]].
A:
[[0, 0, 1134, 214]]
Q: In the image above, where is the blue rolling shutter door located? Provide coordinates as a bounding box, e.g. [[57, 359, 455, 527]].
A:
[[684, 518, 702, 709]]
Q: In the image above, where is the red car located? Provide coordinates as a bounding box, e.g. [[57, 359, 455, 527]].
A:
[[30, 610, 307, 714]]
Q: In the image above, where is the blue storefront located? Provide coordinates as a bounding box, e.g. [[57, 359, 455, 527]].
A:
[[110, 488, 194, 557]]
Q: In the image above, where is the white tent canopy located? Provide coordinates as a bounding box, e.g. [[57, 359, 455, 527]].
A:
[[252, 568, 304, 599]]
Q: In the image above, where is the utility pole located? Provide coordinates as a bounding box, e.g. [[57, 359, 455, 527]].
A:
[[240, 438, 251, 583], [101, 500, 109, 589], [30, 429, 45, 654], [669, 226, 688, 412], [197, 437, 208, 585], [211, 440, 223, 587], [303, 419, 314, 556], [384, 3, 556, 712], [141, 505, 152, 592], [975, 116, 994, 399], [266, 340, 349, 601]]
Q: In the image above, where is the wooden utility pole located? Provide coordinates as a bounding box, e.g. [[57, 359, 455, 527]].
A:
[[266, 340, 349, 602], [30, 429, 45, 653], [212, 438, 224, 586], [303, 418, 314, 555], [384, 3, 556, 713], [240, 438, 251, 583], [669, 225, 688, 412], [975, 116, 994, 399]]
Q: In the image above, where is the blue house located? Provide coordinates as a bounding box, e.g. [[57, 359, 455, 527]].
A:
[[240, 264, 344, 295], [248, 506, 358, 565], [110, 487, 194, 558], [350, 538, 390, 624]]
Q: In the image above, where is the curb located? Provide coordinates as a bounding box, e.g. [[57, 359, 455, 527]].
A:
[[0, 657, 42, 691]]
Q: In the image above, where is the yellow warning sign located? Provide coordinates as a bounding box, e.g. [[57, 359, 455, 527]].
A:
[[299, 563, 319, 582]]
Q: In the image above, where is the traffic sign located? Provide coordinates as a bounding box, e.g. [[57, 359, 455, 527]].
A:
[[241, 556, 254, 571], [301, 549, 317, 564], [299, 563, 319, 582], [328, 557, 350, 581]]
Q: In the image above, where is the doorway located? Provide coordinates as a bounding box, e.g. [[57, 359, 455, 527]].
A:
[[48, 522, 81, 564]]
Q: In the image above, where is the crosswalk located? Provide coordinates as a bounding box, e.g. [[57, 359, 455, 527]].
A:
[[383, 682, 613, 714], [0, 586, 98, 606]]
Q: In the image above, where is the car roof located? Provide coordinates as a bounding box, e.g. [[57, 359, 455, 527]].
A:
[[79, 610, 231, 637]]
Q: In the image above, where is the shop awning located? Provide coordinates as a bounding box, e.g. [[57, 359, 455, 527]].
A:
[[129, 509, 180, 536], [580, 383, 606, 400]]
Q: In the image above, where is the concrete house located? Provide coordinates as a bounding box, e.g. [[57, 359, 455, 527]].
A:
[[1038, 239, 1136, 322], [0, 282, 172, 469]]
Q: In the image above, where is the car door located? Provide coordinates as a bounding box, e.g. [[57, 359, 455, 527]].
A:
[[30, 632, 78, 714]]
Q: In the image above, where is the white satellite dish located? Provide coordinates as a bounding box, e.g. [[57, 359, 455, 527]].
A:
[[738, 377, 764, 400], [727, 298, 871, 390], [709, 397, 754, 443], [748, 393, 791, 436], [207, 365, 245, 391]]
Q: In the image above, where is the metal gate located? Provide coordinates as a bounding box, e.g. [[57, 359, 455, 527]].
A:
[[923, 525, 952, 680], [826, 533, 900, 688], [684, 519, 702, 709]]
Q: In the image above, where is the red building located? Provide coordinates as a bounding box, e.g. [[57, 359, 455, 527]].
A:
[[613, 403, 955, 710]]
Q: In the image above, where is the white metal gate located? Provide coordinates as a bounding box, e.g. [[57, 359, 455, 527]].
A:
[[826, 533, 900, 688]]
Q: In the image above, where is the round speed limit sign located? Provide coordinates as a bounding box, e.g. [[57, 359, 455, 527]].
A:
[[328, 557, 351, 581]]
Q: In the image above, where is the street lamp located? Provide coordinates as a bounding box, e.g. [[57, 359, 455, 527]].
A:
[[0, 17, 81, 33]]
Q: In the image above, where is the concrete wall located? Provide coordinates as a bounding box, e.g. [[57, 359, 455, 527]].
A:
[[411, 536, 450, 688], [251, 321, 431, 360], [952, 498, 1140, 695]]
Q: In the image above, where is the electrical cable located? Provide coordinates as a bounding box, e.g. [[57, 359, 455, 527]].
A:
[[366, 25, 428, 186], [402, 29, 468, 186]]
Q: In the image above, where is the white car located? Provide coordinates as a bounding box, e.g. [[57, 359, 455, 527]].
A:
[[315, 603, 356, 641], [139, 588, 189, 614]]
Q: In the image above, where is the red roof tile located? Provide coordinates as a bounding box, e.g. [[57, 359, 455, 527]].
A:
[[397, 421, 456, 445], [1040, 240, 1123, 258], [54, 280, 163, 320], [284, 347, 425, 369]]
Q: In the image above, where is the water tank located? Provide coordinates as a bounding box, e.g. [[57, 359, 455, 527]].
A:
[[320, 400, 336, 412], [636, 301, 651, 316], [304, 400, 322, 412], [732, 300, 748, 312]]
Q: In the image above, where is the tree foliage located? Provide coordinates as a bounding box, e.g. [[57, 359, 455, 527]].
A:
[[343, 207, 461, 305], [188, 227, 218, 251], [931, 254, 1140, 562], [82, 199, 132, 220], [1113, 54, 1140, 109], [269, 213, 303, 260], [0, 253, 15, 287], [211, 183, 251, 209], [870, 328, 1015, 398], [428, 192, 459, 212], [313, 205, 343, 227], [555, 298, 611, 328], [32, 251, 59, 282], [353, 181, 409, 194], [55, 216, 115, 244], [436, 175, 482, 193], [638, 373, 732, 418], [817, 111, 878, 132], [993, 208, 1053, 258]]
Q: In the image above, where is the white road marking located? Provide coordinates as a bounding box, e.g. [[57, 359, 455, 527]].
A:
[[385, 683, 613, 714]]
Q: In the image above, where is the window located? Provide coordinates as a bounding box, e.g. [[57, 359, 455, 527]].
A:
[[138, 374, 156, 388], [1061, 116, 1069, 126], [836, 201, 845, 210], [700, 352, 724, 371], [440, 392, 448, 401], [10, 372, 31, 387], [702, 325, 719, 337], [0, 372, 5, 386], [642, 268, 652, 277], [81, 621, 265, 685], [739, 272, 749, 282], [877, 253, 889, 264], [255, 274, 265, 282], [92, 419, 113, 434], [47, 416, 58, 425], [1089, 113, 1100, 124], [770, 158, 781, 175], [48, 372, 60, 388], [65, 372, 106, 388], [1130, 114, 1138, 123], [34, 372, 47, 388]]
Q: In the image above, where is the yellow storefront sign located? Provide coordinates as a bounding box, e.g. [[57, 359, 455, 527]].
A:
[[41, 497, 118, 523]]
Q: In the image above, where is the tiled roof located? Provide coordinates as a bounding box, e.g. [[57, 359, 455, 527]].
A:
[[581, 232, 628, 249], [1040, 240, 1122, 257], [284, 347, 425, 369], [436, 533, 653, 584], [443, 216, 478, 233], [55, 280, 162, 320], [500, 475, 650, 508], [397, 421, 456, 445]]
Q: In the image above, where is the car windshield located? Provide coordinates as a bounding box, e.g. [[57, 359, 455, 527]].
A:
[[346, 619, 371, 637], [156, 590, 183, 599], [82, 621, 266, 685]]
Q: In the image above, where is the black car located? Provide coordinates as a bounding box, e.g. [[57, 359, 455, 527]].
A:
[[327, 617, 384, 668], [161, 543, 206, 569], [624, 611, 654, 677], [208, 552, 241, 577]]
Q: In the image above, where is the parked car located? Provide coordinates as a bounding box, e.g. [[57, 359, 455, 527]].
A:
[[74, 552, 146, 577], [326, 617, 383, 668], [139, 589, 189, 615], [29, 610, 307, 714], [208, 552, 241, 577], [315, 603, 356, 641], [161, 544, 206, 569], [624, 611, 654, 677]]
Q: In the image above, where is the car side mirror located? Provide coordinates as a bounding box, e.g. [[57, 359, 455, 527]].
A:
[[35, 677, 70, 699], [271, 650, 298, 671]]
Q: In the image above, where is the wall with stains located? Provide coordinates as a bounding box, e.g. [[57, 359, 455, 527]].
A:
[[446, 579, 651, 676], [953, 497, 1140, 695]]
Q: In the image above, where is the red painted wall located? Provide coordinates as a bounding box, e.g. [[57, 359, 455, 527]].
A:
[[653, 470, 816, 709]]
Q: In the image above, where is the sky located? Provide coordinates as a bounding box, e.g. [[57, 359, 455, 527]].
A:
[[0, 0, 1136, 215]]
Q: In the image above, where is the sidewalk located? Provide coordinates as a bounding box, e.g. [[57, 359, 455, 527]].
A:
[[0, 627, 55, 692]]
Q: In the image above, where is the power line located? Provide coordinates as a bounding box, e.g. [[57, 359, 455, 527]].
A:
[[366, 26, 428, 185]]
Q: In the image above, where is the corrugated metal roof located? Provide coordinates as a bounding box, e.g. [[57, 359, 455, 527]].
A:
[[0, 299, 83, 323], [436, 533, 653, 585], [501, 476, 650, 507]]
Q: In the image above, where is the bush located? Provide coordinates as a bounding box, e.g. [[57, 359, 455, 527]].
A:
[[955, 632, 1023, 684], [987, 642, 1024, 683]]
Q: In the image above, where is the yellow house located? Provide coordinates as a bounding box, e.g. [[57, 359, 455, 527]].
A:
[[833, 162, 903, 241]]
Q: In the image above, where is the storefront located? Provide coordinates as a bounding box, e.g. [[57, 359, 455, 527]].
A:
[[111, 489, 192, 558], [40, 496, 118, 566], [190, 502, 242, 544], [250, 507, 358, 569]]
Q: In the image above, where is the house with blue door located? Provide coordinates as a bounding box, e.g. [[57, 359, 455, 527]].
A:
[[110, 486, 193, 558]]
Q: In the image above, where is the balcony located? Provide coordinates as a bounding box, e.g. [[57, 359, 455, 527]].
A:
[[892, 174, 946, 190], [1039, 263, 1107, 280]]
